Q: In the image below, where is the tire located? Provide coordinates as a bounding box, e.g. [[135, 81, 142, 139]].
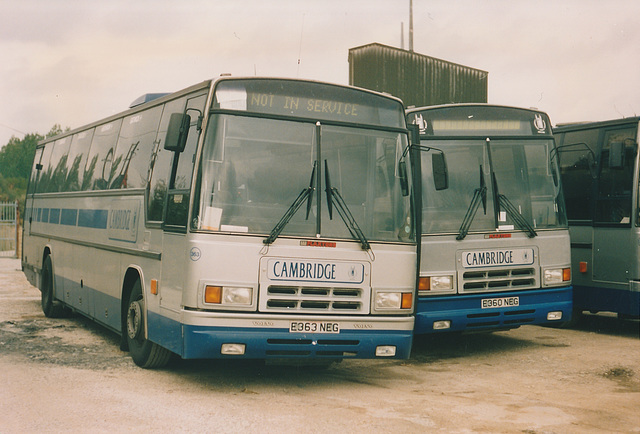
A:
[[41, 255, 66, 318], [126, 280, 172, 368]]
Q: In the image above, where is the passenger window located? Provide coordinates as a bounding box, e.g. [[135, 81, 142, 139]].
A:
[[557, 129, 599, 222], [35, 141, 55, 193], [43, 136, 72, 192], [84, 119, 123, 190], [64, 129, 94, 192], [594, 127, 637, 225], [110, 106, 163, 189]]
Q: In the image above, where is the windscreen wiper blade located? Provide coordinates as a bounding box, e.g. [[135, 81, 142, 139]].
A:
[[457, 165, 487, 241], [485, 138, 536, 238], [497, 192, 537, 238], [324, 160, 371, 251], [263, 161, 317, 245]]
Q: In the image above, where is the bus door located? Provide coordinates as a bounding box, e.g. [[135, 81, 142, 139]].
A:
[[160, 95, 206, 312], [591, 126, 638, 287]]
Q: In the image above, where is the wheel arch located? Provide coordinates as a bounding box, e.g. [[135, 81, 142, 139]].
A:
[[119, 266, 145, 350], [40, 245, 53, 292]]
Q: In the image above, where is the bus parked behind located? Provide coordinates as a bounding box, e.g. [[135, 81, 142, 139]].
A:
[[554, 117, 640, 320], [406, 104, 572, 334]]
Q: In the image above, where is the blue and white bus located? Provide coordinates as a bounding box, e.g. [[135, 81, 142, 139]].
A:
[[22, 77, 418, 367], [405, 104, 572, 334], [554, 117, 640, 320]]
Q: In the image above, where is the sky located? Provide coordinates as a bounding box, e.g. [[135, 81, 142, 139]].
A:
[[1, 0, 639, 149]]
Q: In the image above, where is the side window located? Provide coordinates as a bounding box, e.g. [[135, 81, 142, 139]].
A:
[[64, 129, 94, 192], [27, 147, 44, 195], [35, 141, 54, 193], [110, 106, 163, 189], [147, 97, 187, 222], [173, 95, 207, 189], [558, 128, 599, 221], [48, 136, 72, 192], [84, 119, 123, 190], [594, 127, 637, 224], [165, 94, 207, 229]]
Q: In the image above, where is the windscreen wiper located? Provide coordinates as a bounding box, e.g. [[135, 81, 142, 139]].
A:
[[485, 138, 537, 238], [263, 161, 317, 245], [324, 160, 371, 251], [457, 165, 487, 240], [496, 191, 537, 238]]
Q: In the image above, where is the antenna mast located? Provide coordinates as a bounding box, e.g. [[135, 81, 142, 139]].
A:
[[409, 0, 414, 52]]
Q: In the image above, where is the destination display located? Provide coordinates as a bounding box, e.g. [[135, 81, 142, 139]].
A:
[[213, 79, 404, 127], [408, 106, 551, 136], [462, 247, 535, 268], [267, 258, 365, 284]]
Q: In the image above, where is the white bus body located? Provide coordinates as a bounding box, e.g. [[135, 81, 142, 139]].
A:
[[22, 77, 417, 367]]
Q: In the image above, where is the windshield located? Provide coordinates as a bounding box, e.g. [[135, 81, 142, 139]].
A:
[[421, 138, 567, 235], [192, 113, 412, 243]]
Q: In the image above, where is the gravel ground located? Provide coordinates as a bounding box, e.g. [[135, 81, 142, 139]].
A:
[[1, 257, 638, 433]]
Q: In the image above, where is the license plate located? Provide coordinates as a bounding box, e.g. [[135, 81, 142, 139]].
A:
[[481, 296, 520, 309], [289, 321, 340, 333]]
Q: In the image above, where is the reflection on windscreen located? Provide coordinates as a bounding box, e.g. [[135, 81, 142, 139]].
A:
[[193, 114, 411, 242], [422, 139, 566, 235]]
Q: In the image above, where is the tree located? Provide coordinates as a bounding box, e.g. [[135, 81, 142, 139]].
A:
[[0, 133, 42, 180], [0, 125, 67, 219]]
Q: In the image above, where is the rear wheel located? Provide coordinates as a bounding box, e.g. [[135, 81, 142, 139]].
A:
[[41, 255, 66, 318], [126, 280, 172, 368]]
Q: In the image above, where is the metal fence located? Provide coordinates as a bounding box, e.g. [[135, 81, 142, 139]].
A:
[[1, 201, 18, 258]]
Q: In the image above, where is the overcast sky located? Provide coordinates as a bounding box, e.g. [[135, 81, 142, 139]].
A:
[[1, 0, 639, 149]]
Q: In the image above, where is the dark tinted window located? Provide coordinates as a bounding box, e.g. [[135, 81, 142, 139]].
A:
[[557, 128, 599, 221], [109, 106, 163, 189], [64, 129, 94, 191], [594, 127, 637, 224], [84, 119, 123, 190]]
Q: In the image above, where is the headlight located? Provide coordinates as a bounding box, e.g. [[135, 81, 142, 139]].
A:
[[419, 275, 454, 294], [543, 267, 571, 286], [375, 291, 413, 310], [205, 285, 253, 305]]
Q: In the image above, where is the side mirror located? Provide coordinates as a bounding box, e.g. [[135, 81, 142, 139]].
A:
[[608, 141, 624, 169], [165, 113, 191, 152], [398, 161, 409, 196], [408, 124, 421, 145], [432, 153, 449, 191]]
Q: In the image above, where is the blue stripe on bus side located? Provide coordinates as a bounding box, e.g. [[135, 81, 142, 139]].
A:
[[60, 208, 78, 226], [34, 207, 109, 229], [77, 209, 109, 229]]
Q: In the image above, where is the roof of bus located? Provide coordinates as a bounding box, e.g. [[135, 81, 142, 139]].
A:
[[405, 103, 548, 116], [38, 76, 405, 146], [553, 116, 640, 132]]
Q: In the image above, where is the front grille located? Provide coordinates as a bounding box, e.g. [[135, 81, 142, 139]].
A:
[[261, 285, 368, 314], [461, 267, 537, 292]]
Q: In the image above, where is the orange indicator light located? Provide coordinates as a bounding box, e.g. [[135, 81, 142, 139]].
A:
[[205, 286, 222, 304], [401, 292, 413, 309]]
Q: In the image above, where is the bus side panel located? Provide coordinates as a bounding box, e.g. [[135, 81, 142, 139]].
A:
[[574, 284, 640, 317], [414, 286, 573, 334]]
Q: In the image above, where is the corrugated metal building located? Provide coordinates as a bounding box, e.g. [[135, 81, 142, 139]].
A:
[[348, 43, 488, 108]]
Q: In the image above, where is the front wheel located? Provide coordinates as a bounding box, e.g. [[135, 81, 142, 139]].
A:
[[126, 280, 172, 368]]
